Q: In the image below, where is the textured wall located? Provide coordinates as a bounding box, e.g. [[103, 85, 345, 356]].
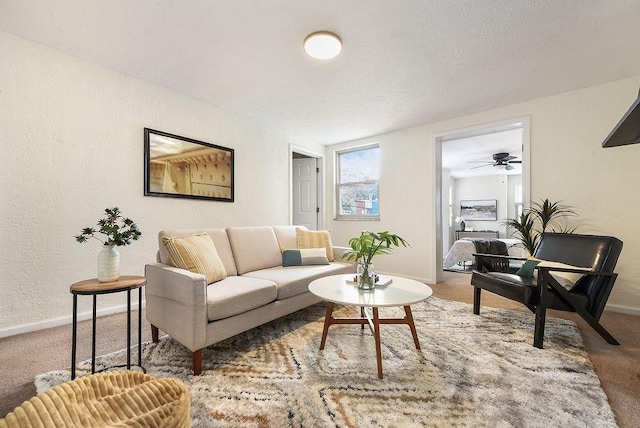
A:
[[0, 32, 322, 335], [326, 76, 640, 314], [454, 175, 509, 236], [2, 31, 638, 337]]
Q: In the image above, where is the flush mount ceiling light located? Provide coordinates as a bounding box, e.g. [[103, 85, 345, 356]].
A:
[[303, 31, 342, 59]]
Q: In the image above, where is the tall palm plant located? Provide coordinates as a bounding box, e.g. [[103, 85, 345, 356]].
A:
[[503, 199, 577, 254]]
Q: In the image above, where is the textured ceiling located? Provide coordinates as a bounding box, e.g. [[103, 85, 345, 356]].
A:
[[1, 0, 640, 145], [442, 127, 523, 179]]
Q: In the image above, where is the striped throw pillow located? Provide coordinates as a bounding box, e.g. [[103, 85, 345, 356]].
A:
[[162, 233, 227, 284], [295, 229, 335, 261]]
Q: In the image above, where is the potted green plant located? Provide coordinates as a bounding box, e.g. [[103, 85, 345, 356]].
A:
[[340, 231, 409, 290], [503, 198, 577, 255], [75, 207, 142, 282]]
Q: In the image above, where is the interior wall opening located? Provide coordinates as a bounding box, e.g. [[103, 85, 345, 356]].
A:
[[434, 117, 530, 280]]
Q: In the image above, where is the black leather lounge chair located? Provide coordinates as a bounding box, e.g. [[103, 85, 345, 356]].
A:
[[471, 233, 623, 348]]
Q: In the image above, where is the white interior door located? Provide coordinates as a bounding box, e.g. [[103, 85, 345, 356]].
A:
[[292, 157, 318, 229]]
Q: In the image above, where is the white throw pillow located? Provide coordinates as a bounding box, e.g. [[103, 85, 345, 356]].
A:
[[535, 260, 592, 290]]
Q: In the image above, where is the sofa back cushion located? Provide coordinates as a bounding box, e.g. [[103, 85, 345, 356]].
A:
[[227, 226, 282, 275], [157, 228, 237, 276], [273, 225, 307, 250]]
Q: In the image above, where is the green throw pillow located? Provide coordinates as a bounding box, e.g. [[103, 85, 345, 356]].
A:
[[516, 257, 541, 278], [282, 248, 329, 266]]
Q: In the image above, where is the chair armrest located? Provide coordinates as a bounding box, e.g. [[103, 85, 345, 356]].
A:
[[144, 263, 208, 306], [535, 266, 615, 277], [473, 253, 528, 261]]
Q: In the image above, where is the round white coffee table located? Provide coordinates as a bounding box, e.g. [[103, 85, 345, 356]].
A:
[[308, 274, 433, 378]]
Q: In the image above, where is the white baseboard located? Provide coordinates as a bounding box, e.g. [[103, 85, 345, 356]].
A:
[[0, 302, 144, 339], [605, 303, 640, 317], [378, 270, 432, 284]]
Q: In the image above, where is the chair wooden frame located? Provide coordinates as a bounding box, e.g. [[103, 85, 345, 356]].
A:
[[471, 233, 622, 348]]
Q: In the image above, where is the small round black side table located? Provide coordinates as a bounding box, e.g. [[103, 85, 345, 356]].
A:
[[70, 275, 146, 380]]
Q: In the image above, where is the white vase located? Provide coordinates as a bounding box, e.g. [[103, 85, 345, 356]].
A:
[[98, 245, 120, 282]]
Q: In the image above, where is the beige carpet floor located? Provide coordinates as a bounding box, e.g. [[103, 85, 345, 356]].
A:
[[1, 271, 639, 426], [35, 297, 616, 427]]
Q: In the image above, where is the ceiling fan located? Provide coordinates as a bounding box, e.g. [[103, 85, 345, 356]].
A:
[[468, 152, 522, 171]]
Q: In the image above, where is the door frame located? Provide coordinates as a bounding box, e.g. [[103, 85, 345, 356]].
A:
[[289, 145, 324, 229], [432, 116, 531, 283]]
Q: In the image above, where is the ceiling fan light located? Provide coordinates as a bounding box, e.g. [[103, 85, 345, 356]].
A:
[[304, 31, 342, 59]]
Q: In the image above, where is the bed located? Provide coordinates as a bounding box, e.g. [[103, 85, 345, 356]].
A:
[[443, 238, 528, 268]]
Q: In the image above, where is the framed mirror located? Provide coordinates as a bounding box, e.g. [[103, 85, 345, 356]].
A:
[[144, 128, 234, 202]]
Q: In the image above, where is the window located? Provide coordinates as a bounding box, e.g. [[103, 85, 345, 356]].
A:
[[336, 145, 380, 219], [448, 186, 453, 228], [515, 183, 523, 217]]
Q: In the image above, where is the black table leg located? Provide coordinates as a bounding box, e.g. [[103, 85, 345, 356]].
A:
[[71, 293, 77, 380], [138, 287, 142, 368], [91, 294, 97, 374], [127, 288, 131, 370], [69, 277, 146, 379]]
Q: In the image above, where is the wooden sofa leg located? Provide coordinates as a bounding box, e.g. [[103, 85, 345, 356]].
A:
[[473, 287, 481, 315], [151, 324, 159, 343], [193, 349, 203, 375]]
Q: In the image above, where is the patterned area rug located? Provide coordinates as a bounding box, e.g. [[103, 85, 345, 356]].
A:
[[36, 297, 616, 427]]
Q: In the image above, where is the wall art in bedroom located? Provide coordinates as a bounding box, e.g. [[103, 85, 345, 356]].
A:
[[460, 199, 497, 221], [144, 128, 234, 202]]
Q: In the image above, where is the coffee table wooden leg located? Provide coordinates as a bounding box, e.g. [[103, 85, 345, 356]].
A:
[[360, 306, 365, 330], [319, 302, 334, 350], [373, 307, 383, 379], [404, 305, 421, 349]]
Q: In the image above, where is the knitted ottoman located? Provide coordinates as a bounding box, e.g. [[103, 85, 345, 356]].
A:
[[0, 371, 190, 428]]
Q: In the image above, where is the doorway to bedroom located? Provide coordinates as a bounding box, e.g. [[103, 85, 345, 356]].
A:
[[436, 118, 530, 277]]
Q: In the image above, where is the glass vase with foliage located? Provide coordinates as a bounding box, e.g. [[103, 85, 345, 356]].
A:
[[503, 198, 577, 255], [340, 231, 409, 289]]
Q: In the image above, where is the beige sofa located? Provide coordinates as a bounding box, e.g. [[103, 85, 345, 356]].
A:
[[145, 226, 354, 374]]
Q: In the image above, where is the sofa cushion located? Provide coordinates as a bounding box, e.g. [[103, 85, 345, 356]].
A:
[[296, 228, 335, 261], [273, 225, 306, 250], [227, 226, 283, 275], [243, 262, 354, 300], [206, 276, 277, 321], [162, 233, 227, 284], [158, 228, 237, 276], [282, 248, 329, 266]]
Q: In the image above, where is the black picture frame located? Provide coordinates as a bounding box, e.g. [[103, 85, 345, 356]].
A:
[[460, 199, 497, 221], [144, 128, 234, 202]]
